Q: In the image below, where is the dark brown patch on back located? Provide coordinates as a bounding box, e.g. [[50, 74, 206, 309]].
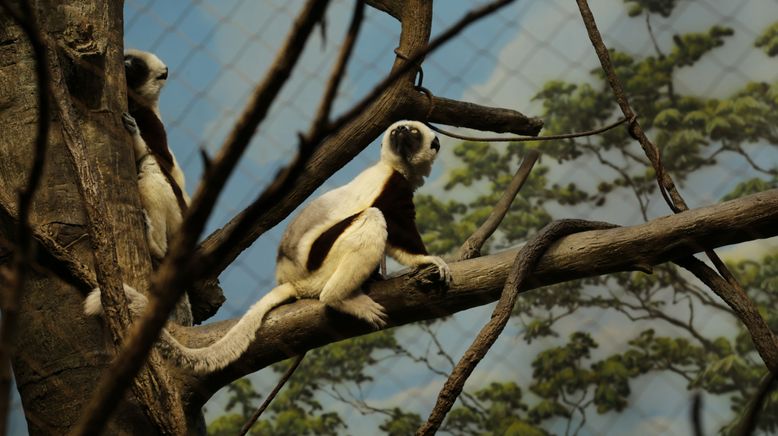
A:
[[372, 171, 427, 255], [130, 100, 188, 213], [307, 213, 360, 271]]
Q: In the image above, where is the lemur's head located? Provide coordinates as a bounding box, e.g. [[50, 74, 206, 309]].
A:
[[381, 120, 441, 187], [124, 49, 168, 109]]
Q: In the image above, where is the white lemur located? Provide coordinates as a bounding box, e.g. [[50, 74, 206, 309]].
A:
[[123, 49, 192, 325], [85, 120, 451, 373], [123, 49, 190, 261]]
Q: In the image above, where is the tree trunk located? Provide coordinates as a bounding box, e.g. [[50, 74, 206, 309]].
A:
[[0, 1, 194, 433]]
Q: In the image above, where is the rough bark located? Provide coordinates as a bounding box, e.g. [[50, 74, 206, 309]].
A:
[[0, 1, 195, 433]]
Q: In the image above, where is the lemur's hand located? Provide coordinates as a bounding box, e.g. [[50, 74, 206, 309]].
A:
[[427, 255, 452, 285], [122, 112, 139, 135]]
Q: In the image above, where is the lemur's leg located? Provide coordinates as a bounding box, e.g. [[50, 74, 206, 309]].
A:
[[319, 208, 388, 328]]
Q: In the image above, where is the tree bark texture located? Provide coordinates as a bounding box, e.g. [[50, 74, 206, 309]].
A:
[[0, 1, 190, 433]]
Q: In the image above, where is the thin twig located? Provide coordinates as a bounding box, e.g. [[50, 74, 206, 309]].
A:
[[575, 0, 765, 362], [457, 150, 539, 260], [738, 370, 777, 436], [0, 1, 50, 434], [309, 0, 365, 139], [73, 2, 333, 433], [417, 220, 618, 435], [239, 354, 305, 436], [426, 116, 628, 143], [691, 392, 704, 436]]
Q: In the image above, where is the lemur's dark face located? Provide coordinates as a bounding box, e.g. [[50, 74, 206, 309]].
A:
[[389, 123, 441, 160], [124, 49, 168, 106], [381, 120, 440, 183]]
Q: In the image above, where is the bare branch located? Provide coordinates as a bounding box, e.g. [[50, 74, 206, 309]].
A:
[[426, 116, 627, 143], [574, 0, 767, 364], [239, 353, 305, 435], [418, 220, 617, 435], [309, 0, 365, 138], [457, 150, 539, 260], [737, 370, 777, 436], [675, 257, 778, 371], [184, 189, 778, 400], [420, 94, 543, 136]]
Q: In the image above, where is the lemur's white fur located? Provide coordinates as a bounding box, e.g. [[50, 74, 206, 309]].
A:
[[122, 49, 192, 325], [124, 49, 190, 261], [85, 120, 450, 373]]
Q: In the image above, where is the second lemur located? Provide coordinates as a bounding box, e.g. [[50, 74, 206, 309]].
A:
[[123, 49, 190, 261], [85, 120, 451, 373]]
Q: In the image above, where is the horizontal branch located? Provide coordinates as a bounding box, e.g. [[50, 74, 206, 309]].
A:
[[182, 189, 778, 402], [417, 93, 544, 136]]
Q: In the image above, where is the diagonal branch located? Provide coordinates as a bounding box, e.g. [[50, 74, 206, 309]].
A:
[[574, 0, 772, 367], [182, 189, 778, 402], [457, 150, 539, 260], [418, 220, 618, 435]]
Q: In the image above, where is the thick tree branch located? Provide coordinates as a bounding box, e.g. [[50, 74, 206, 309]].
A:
[[416, 93, 544, 136], [183, 189, 778, 402]]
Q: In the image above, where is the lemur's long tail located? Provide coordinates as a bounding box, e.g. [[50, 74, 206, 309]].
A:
[[84, 282, 297, 373]]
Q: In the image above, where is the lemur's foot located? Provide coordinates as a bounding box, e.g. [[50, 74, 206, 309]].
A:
[[122, 112, 139, 135], [427, 255, 452, 285]]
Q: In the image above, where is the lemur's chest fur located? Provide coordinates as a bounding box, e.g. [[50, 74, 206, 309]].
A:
[[130, 100, 188, 213], [303, 168, 426, 272]]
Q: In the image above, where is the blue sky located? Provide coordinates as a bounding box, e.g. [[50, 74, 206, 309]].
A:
[[7, 1, 768, 435]]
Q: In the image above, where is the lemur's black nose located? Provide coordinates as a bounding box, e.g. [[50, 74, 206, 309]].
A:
[[158, 68, 168, 80]]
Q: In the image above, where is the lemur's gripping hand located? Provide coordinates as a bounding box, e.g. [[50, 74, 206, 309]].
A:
[[122, 112, 139, 136], [426, 255, 452, 285]]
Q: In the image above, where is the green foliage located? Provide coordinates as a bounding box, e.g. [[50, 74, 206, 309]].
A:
[[443, 382, 549, 436], [623, 0, 679, 18], [379, 408, 422, 436], [755, 21, 778, 57]]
